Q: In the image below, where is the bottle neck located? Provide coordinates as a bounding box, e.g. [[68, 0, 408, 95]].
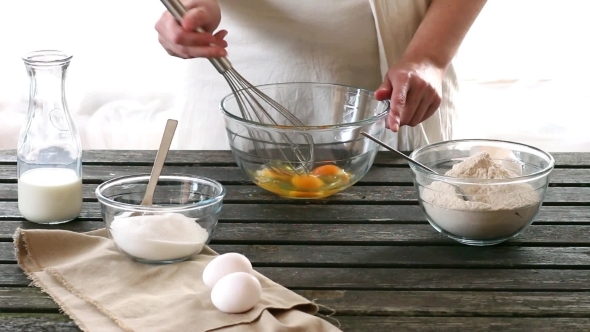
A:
[[26, 64, 69, 112]]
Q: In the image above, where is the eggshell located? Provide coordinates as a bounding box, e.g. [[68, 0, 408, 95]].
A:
[[202, 253, 253, 289], [211, 272, 262, 314]]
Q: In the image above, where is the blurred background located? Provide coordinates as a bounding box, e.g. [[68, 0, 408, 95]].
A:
[[1, 0, 588, 151]]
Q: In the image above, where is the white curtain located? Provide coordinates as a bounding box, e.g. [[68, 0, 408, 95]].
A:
[[0, 0, 183, 150], [453, 0, 590, 152], [0, 0, 588, 151]]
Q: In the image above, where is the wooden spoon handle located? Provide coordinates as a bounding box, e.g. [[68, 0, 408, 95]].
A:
[[140, 119, 178, 206]]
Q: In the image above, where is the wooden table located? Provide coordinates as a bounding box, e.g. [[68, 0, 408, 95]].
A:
[[1, 150, 589, 331]]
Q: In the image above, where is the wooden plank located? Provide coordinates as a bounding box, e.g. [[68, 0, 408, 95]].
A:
[[0, 165, 251, 184], [0, 313, 80, 332], [2, 287, 590, 317], [2, 220, 590, 246], [1, 150, 589, 167], [1, 184, 416, 202], [4, 264, 590, 291], [1, 314, 589, 332], [0, 165, 587, 185], [4, 184, 418, 202], [335, 317, 590, 331], [1, 202, 588, 223], [296, 290, 590, 317], [3, 243, 590, 267], [531, 169, 590, 185], [0, 183, 589, 204], [2, 203, 432, 223], [0, 150, 238, 165], [541, 153, 590, 167], [173, 267, 590, 291], [0, 287, 59, 311]]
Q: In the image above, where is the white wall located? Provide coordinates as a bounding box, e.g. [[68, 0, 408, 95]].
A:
[[452, 0, 590, 152], [0, 0, 183, 150]]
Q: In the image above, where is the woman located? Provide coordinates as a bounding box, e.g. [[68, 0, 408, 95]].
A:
[[155, 0, 486, 150]]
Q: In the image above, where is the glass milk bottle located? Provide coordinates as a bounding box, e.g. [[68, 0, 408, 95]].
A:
[[17, 50, 83, 224]]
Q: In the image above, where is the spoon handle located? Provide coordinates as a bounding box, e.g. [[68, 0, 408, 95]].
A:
[[141, 119, 178, 206], [361, 132, 438, 174]]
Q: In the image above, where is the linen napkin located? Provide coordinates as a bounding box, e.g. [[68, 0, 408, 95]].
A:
[[14, 228, 342, 332]]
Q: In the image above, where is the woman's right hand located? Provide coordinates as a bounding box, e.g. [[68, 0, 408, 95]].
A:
[[155, 0, 228, 59]]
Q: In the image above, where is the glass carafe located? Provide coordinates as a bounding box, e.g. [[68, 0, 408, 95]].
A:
[[17, 50, 83, 224]]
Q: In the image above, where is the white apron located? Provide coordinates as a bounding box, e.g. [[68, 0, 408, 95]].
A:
[[172, 0, 458, 151]]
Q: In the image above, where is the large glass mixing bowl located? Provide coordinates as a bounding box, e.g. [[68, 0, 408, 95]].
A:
[[409, 139, 555, 246], [221, 82, 389, 199]]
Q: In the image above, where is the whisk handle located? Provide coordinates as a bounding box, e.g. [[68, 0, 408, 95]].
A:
[[160, 0, 232, 73]]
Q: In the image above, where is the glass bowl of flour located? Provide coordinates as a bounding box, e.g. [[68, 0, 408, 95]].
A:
[[96, 175, 225, 263], [409, 139, 555, 246]]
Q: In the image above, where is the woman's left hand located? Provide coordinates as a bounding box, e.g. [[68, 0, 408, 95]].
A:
[[374, 61, 445, 132]]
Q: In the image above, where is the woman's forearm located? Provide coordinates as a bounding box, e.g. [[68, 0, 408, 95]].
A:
[[402, 0, 487, 70]]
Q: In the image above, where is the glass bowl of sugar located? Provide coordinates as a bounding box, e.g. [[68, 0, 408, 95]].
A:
[[409, 139, 555, 246], [95, 174, 225, 264]]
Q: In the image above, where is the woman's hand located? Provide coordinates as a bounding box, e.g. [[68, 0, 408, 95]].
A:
[[374, 0, 486, 132], [155, 0, 228, 59], [374, 60, 445, 132]]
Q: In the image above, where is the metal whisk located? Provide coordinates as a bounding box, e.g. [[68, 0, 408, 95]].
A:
[[160, 0, 314, 175]]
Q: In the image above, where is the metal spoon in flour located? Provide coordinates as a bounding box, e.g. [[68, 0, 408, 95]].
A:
[[130, 119, 178, 216], [361, 132, 469, 201]]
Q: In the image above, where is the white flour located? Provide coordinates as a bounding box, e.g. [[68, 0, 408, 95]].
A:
[[110, 212, 210, 261], [421, 152, 541, 240]]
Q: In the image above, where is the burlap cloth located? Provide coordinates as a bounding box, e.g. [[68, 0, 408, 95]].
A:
[[13, 228, 342, 332]]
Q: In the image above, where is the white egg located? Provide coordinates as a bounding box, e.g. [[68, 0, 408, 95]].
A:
[[211, 272, 262, 314], [202, 253, 253, 289]]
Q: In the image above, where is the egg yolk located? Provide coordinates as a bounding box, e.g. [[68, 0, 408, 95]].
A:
[[312, 164, 350, 182], [291, 175, 325, 190], [253, 164, 352, 199], [311, 165, 343, 176]]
